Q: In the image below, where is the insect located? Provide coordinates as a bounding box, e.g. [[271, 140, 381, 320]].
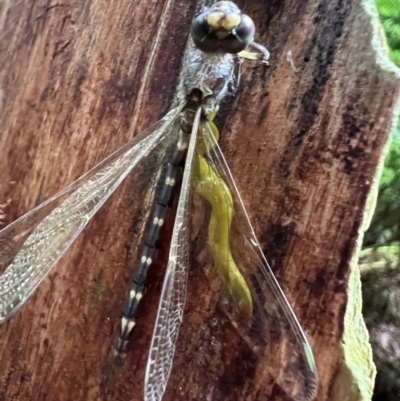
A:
[[0, 1, 317, 400]]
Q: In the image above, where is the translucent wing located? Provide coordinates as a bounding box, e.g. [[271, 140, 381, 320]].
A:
[[144, 107, 202, 401], [191, 121, 318, 401], [0, 103, 185, 323]]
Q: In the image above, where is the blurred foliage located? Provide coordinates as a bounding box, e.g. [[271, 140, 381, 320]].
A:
[[376, 0, 400, 65], [364, 0, 400, 248], [360, 247, 400, 401], [360, 2, 400, 401], [363, 121, 400, 248]]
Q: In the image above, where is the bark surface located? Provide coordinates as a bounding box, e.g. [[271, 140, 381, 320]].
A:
[[0, 0, 399, 400]]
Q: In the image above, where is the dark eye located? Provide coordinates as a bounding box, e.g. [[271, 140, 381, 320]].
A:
[[233, 14, 255, 47], [191, 12, 214, 52], [190, 2, 256, 54]]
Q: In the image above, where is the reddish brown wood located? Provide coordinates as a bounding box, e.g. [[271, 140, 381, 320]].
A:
[[0, 0, 399, 400]]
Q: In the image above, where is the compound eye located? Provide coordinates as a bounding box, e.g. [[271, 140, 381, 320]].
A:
[[191, 12, 217, 52], [218, 13, 255, 54], [234, 14, 255, 47], [190, 2, 256, 54]]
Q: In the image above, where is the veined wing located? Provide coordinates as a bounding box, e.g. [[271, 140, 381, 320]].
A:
[[144, 107, 202, 401], [0, 103, 185, 323], [192, 121, 318, 401]]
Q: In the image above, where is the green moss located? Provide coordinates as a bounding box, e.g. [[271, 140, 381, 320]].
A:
[[340, 260, 376, 400]]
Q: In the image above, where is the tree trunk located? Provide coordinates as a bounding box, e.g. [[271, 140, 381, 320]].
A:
[[0, 0, 399, 400]]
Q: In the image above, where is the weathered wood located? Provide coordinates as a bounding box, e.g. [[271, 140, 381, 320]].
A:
[[0, 0, 399, 400]]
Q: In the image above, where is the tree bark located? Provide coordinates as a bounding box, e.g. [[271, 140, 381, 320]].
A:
[[0, 0, 399, 400]]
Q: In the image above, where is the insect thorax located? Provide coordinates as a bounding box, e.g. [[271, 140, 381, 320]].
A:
[[176, 41, 237, 117]]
